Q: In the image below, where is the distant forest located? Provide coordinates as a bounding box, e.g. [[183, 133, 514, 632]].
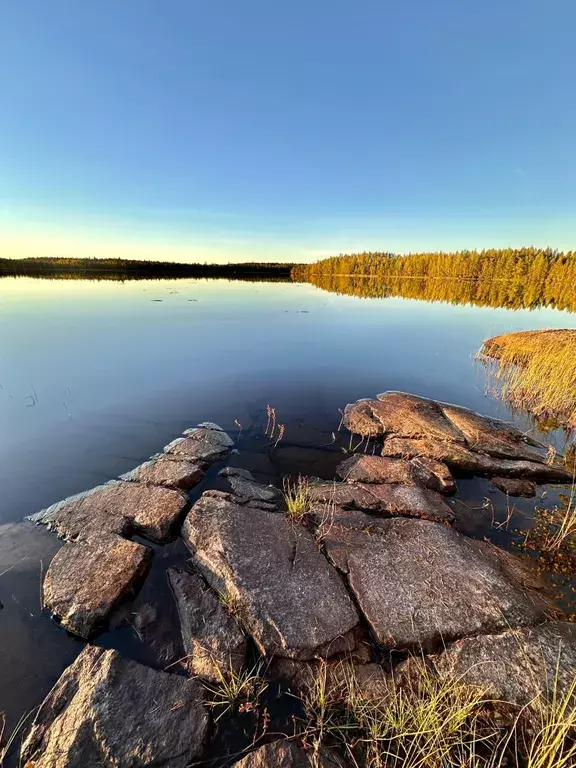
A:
[[0, 256, 295, 280], [292, 248, 576, 312]]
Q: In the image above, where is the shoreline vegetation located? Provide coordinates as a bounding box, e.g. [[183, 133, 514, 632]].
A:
[[0, 256, 295, 281], [292, 247, 576, 312], [480, 329, 576, 434]]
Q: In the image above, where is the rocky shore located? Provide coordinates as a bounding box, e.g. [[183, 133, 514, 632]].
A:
[[16, 392, 576, 767]]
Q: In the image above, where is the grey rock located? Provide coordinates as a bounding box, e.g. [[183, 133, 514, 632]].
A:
[[197, 421, 226, 431], [165, 426, 233, 464], [308, 480, 454, 523], [234, 740, 345, 768], [28, 479, 189, 543], [382, 436, 571, 481], [272, 658, 387, 700], [21, 645, 208, 768], [430, 622, 576, 711], [219, 466, 281, 504], [168, 566, 246, 682], [43, 534, 152, 638], [491, 476, 537, 497], [182, 491, 360, 659], [120, 455, 205, 490], [323, 517, 558, 651]]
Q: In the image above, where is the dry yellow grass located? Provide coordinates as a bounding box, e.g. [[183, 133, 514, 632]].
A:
[[479, 329, 576, 431]]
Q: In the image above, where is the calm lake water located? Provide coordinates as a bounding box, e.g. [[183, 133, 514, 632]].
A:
[[2, 275, 576, 752]]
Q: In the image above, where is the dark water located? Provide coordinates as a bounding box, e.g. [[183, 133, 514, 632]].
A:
[[1, 276, 576, 758]]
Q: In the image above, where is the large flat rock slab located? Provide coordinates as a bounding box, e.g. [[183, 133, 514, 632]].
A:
[[382, 436, 571, 481], [182, 491, 360, 659], [323, 517, 558, 651], [308, 480, 454, 523], [22, 645, 208, 768], [439, 401, 545, 462], [430, 622, 576, 710], [120, 454, 205, 489], [168, 566, 246, 681], [44, 534, 152, 638], [28, 479, 189, 543]]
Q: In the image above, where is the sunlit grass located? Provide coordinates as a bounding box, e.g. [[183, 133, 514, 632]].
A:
[[202, 659, 268, 722], [479, 329, 576, 432], [282, 475, 312, 522]]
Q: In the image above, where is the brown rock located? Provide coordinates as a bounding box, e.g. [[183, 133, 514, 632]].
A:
[[168, 566, 246, 682], [182, 491, 359, 659], [373, 391, 466, 441], [431, 622, 576, 711], [382, 436, 571, 481], [28, 479, 189, 543], [343, 399, 384, 437], [308, 480, 454, 523], [272, 658, 388, 701], [22, 645, 208, 768], [490, 476, 537, 497], [120, 455, 205, 490], [410, 456, 456, 494], [43, 534, 151, 638], [440, 401, 545, 461], [234, 740, 344, 768], [323, 517, 557, 651]]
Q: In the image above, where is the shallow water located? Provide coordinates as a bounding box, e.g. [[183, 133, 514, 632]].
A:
[[1, 276, 576, 758]]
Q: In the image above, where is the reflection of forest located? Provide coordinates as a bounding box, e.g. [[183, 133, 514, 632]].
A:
[[292, 248, 576, 312]]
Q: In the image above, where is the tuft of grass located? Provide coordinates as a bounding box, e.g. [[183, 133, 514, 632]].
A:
[[295, 657, 576, 768], [479, 329, 576, 432], [203, 660, 268, 722], [283, 475, 312, 522], [517, 485, 576, 576]]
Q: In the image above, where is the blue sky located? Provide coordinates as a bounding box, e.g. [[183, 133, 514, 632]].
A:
[[0, 0, 575, 263]]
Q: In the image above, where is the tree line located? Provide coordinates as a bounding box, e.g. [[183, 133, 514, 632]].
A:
[[291, 248, 576, 312]]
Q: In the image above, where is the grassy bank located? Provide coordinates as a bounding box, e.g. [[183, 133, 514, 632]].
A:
[[479, 330, 576, 432]]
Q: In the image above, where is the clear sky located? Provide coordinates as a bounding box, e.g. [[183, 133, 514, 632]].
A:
[[1, 0, 575, 263]]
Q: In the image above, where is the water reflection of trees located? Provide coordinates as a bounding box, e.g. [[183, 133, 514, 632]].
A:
[[293, 248, 576, 312]]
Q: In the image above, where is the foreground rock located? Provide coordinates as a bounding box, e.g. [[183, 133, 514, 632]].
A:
[[22, 645, 208, 768], [44, 534, 152, 638], [120, 454, 205, 489], [382, 436, 571, 481], [430, 622, 576, 710], [308, 480, 454, 523], [182, 491, 360, 659], [234, 740, 344, 768], [337, 454, 455, 494], [168, 566, 246, 681], [28, 479, 189, 543], [490, 475, 537, 497], [322, 515, 558, 651]]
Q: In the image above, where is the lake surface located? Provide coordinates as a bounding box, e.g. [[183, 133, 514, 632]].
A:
[[2, 275, 576, 754]]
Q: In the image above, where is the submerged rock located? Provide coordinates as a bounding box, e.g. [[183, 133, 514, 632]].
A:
[[44, 534, 152, 638], [182, 491, 359, 659], [120, 455, 205, 490], [490, 475, 537, 497], [382, 436, 571, 481], [21, 645, 208, 768], [308, 480, 454, 523], [322, 517, 558, 651], [28, 479, 189, 543], [168, 566, 246, 682], [234, 740, 344, 768], [430, 622, 576, 710]]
